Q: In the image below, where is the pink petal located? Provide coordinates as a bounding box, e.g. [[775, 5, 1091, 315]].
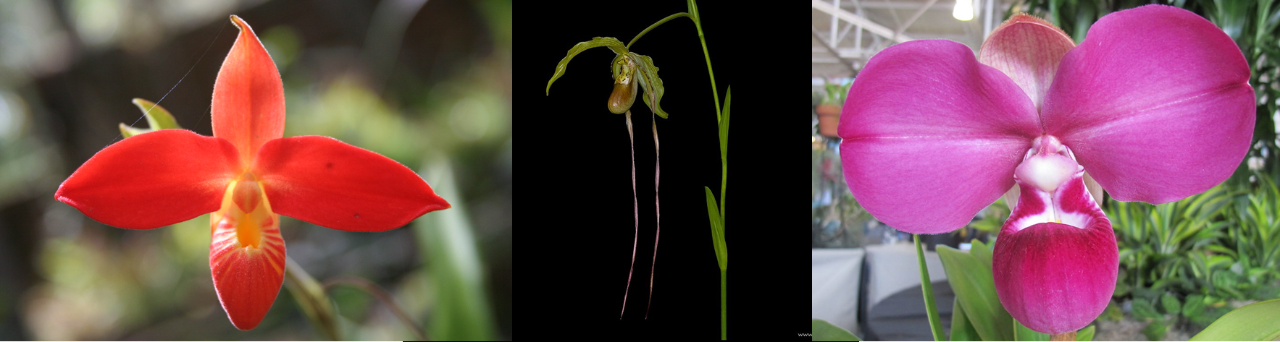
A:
[[979, 14, 1076, 111], [839, 40, 1040, 234], [995, 173, 1116, 334], [1040, 5, 1254, 204]]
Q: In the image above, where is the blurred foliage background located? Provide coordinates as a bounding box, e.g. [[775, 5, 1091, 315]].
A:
[[0, 0, 510, 340]]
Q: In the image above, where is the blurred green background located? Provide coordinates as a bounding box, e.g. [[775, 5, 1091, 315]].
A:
[[0, 0, 510, 339]]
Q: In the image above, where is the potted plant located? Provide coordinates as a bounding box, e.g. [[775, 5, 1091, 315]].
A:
[[816, 78, 850, 138]]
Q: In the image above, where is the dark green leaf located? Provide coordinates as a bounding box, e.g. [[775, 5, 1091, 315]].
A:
[[1132, 298, 1161, 320], [1182, 294, 1206, 318], [1161, 293, 1182, 315], [545, 37, 626, 95]]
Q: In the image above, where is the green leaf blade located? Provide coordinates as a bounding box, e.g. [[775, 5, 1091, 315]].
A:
[[545, 37, 626, 96], [131, 98, 180, 130], [936, 245, 1014, 341], [1190, 298, 1280, 341], [1014, 319, 1049, 341], [705, 186, 726, 270], [812, 319, 860, 341], [949, 299, 980, 341]]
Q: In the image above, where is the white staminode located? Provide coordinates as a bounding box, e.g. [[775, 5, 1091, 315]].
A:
[[1010, 136, 1092, 230], [1015, 136, 1080, 194]]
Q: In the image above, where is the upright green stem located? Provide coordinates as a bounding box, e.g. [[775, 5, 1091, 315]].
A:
[[915, 235, 945, 341], [721, 269, 727, 339]]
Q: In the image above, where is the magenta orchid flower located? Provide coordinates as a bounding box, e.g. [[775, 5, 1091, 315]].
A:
[[840, 5, 1253, 334], [54, 15, 449, 330]]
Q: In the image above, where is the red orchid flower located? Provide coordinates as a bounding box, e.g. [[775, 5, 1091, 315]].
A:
[[840, 5, 1252, 334], [54, 15, 449, 330]]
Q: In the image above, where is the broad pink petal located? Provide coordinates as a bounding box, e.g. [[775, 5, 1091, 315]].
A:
[[55, 130, 241, 229], [839, 40, 1041, 234], [253, 136, 449, 232], [979, 14, 1076, 110], [995, 174, 1116, 334], [1041, 5, 1254, 204], [213, 15, 286, 165]]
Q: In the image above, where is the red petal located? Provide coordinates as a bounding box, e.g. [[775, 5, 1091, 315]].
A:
[[253, 136, 450, 232], [210, 176, 285, 330], [54, 130, 241, 229], [213, 15, 285, 164]]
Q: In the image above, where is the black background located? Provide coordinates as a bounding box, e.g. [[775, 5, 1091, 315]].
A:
[[522, 1, 810, 340]]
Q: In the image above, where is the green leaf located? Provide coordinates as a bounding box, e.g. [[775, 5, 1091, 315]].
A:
[[936, 245, 1014, 341], [1190, 298, 1280, 341], [414, 158, 498, 340], [118, 123, 150, 138], [631, 52, 668, 119], [971, 239, 993, 269], [1142, 320, 1168, 341], [812, 319, 860, 341], [1014, 319, 1049, 341], [916, 235, 945, 341], [705, 186, 726, 270], [1132, 298, 1162, 320], [1182, 294, 1206, 318], [1076, 325, 1095, 341], [120, 98, 181, 137], [1161, 293, 1182, 315], [718, 86, 730, 162], [949, 299, 980, 341], [545, 37, 626, 95], [132, 98, 180, 130]]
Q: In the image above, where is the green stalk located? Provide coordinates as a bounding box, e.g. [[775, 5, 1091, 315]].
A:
[[721, 269, 727, 339], [915, 235, 945, 341]]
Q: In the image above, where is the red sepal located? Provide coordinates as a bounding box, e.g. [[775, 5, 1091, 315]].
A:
[[212, 15, 285, 164]]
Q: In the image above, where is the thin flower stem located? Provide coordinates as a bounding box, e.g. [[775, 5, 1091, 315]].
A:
[[323, 276, 428, 341], [915, 235, 945, 341], [626, 13, 691, 50], [646, 113, 661, 319], [284, 257, 339, 340], [622, 110, 639, 319]]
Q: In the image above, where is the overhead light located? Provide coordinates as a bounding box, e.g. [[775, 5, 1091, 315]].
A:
[[953, 0, 974, 21]]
